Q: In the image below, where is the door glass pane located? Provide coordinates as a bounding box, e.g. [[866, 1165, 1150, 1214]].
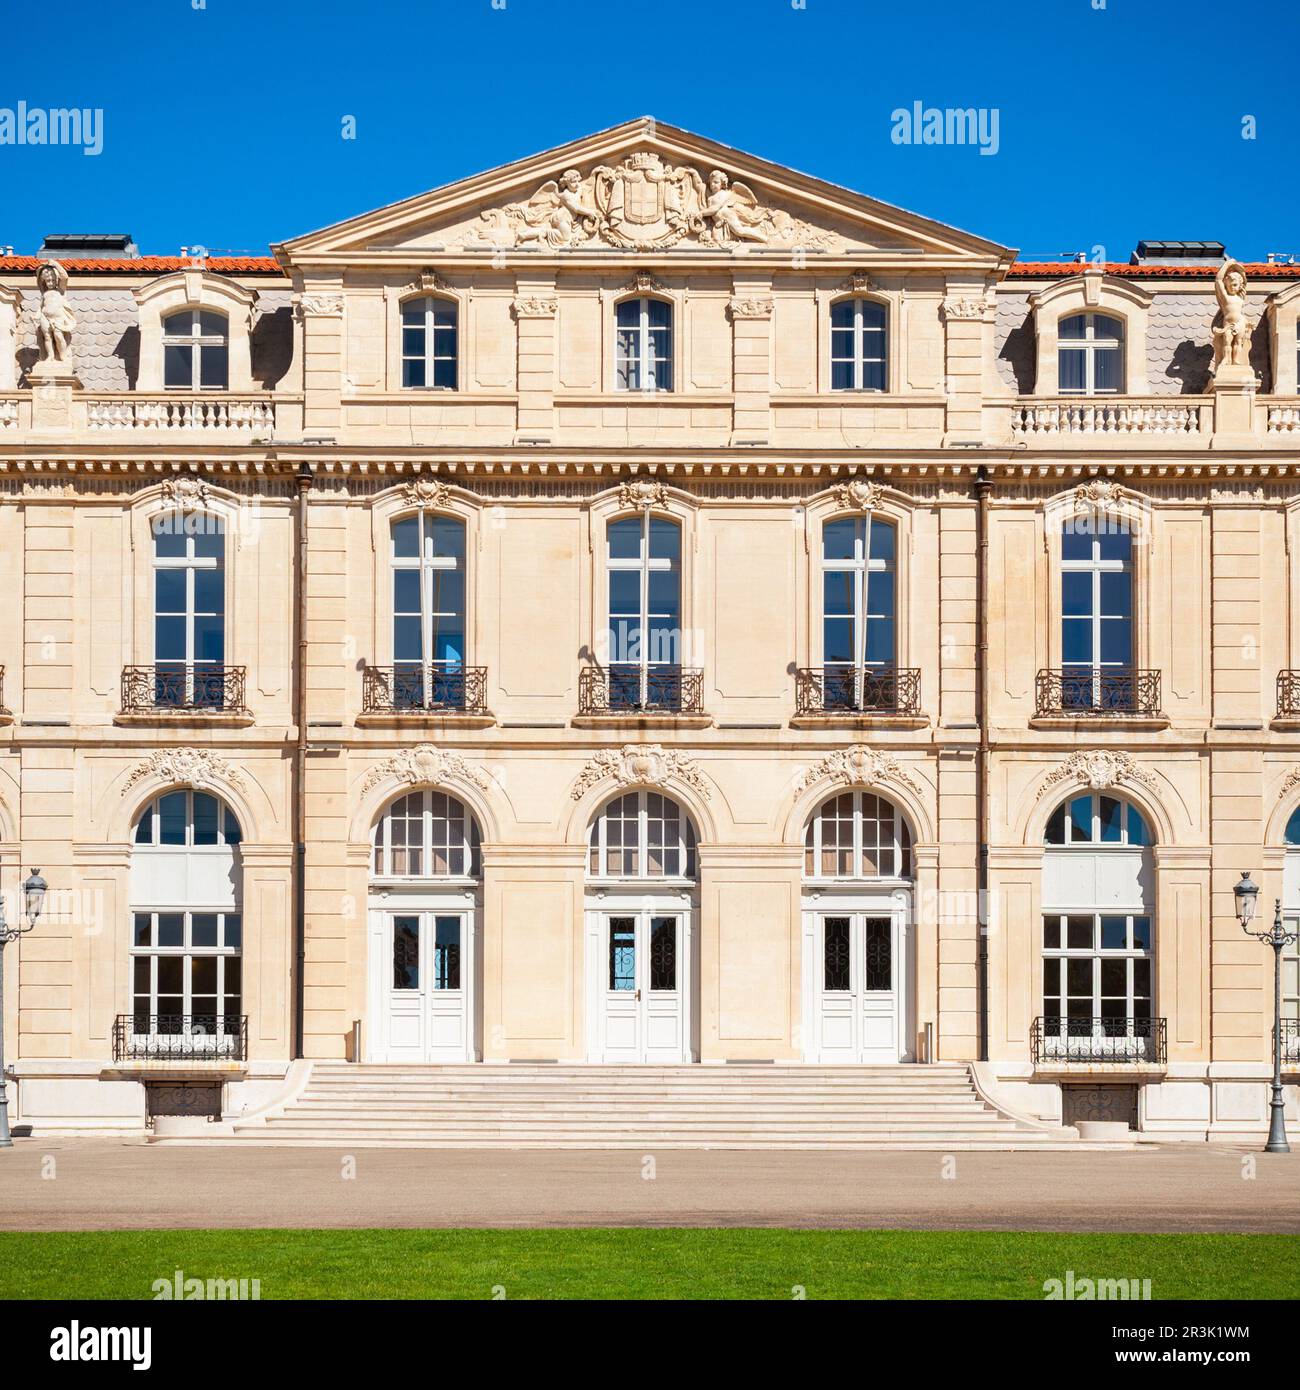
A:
[[433, 916, 460, 991], [823, 916, 851, 991], [393, 916, 420, 990], [608, 917, 636, 991], [649, 916, 676, 992], [864, 917, 892, 991]]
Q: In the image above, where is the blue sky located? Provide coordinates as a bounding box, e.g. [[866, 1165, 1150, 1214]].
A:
[[1, 0, 1294, 262]]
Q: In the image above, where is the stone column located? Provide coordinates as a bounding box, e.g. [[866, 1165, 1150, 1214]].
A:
[[728, 283, 773, 446], [296, 285, 345, 439], [512, 282, 557, 444]]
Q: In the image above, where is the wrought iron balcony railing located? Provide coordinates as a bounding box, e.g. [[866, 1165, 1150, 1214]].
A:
[[1278, 671, 1300, 718], [1035, 668, 1161, 717], [113, 1013, 248, 1063], [361, 663, 489, 716], [1280, 1018, 1300, 1066], [120, 664, 248, 714], [795, 665, 922, 717], [578, 664, 705, 716], [1031, 1015, 1167, 1066]]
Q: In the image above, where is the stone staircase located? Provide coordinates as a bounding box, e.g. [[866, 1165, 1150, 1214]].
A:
[[216, 1062, 1080, 1149]]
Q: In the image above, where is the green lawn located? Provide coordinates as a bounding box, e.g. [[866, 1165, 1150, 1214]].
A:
[[1, 1228, 1294, 1299]]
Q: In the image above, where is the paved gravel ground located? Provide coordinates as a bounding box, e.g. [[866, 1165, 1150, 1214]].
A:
[[0, 1139, 1295, 1233]]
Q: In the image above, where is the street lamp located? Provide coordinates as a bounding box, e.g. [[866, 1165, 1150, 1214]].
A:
[[0, 869, 48, 1149], [1234, 871, 1297, 1155]]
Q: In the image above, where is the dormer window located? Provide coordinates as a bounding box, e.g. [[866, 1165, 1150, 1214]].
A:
[[615, 297, 672, 392], [401, 297, 458, 389], [1058, 313, 1123, 395], [831, 298, 887, 391], [162, 310, 229, 390]]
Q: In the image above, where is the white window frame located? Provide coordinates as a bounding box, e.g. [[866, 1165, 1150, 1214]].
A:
[[391, 510, 466, 681], [821, 514, 897, 697], [803, 791, 912, 883], [400, 296, 459, 390], [1060, 514, 1133, 696], [372, 790, 480, 881], [830, 297, 888, 392], [588, 791, 697, 882], [1058, 312, 1124, 396], [152, 512, 226, 704], [161, 308, 230, 391], [605, 511, 681, 704], [615, 296, 673, 393]]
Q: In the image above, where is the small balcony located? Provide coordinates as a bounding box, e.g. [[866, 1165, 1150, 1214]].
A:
[[86, 393, 275, 436], [118, 664, 249, 722], [113, 1013, 248, 1063], [1034, 667, 1162, 720], [1281, 1019, 1300, 1067], [1012, 397, 1206, 442], [794, 665, 922, 722], [360, 663, 490, 721], [577, 664, 706, 722], [1031, 1015, 1167, 1068], [1276, 671, 1300, 724]]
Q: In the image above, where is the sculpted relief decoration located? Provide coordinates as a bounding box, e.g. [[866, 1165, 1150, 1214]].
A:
[[467, 152, 841, 252]]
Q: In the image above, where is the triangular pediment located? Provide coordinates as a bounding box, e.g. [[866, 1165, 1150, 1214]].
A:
[[276, 118, 1013, 267]]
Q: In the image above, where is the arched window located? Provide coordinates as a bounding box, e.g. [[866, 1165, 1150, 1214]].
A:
[[162, 309, 229, 390], [1282, 807, 1300, 1026], [588, 791, 697, 880], [401, 297, 458, 389], [615, 297, 672, 392], [1042, 792, 1154, 1057], [804, 791, 912, 880], [372, 790, 481, 879], [831, 298, 887, 391], [152, 510, 226, 709], [604, 513, 681, 710], [130, 790, 243, 1053], [821, 514, 896, 710], [391, 512, 466, 709], [1058, 313, 1123, 396]]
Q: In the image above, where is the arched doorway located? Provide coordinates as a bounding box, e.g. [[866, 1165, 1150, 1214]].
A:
[[1041, 790, 1155, 1060], [584, 790, 698, 1062], [801, 790, 915, 1062], [367, 789, 482, 1062], [129, 788, 244, 1056]]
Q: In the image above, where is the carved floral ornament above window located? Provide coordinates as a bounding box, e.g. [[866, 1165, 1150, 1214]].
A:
[[361, 744, 490, 797], [617, 476, 669, 510], [122, 748, 247, 796], [467, 152, 841, 252], [795, 747, 921, 796], [401, 476, 453, 508], [1040, 750, 1155, 795], [832, 478, 884, 513], [294, 293, 345, 319], [572, 745, 711, 801]]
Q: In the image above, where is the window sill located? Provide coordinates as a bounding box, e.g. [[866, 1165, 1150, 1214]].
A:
[[572, 713, 713, 730], [790, 714, 929, 731], [1031, 1061, 1166, 1080], [100, 1062, 247, 1080], [355, 712, 495, 729], [114, 710, 254, 728], [1028, 715, 1169, 731]]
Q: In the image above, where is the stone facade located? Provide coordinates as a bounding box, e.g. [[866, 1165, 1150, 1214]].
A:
[[1, 119, 1298, 1140]]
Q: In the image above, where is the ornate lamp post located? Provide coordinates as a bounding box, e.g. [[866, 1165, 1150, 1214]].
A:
[[0, 869, 48, 1149], [1233, 871, 1296, 1155]]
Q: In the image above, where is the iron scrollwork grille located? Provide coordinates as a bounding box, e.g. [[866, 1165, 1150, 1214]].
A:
[[362, 664, 489, 715], [578, 665, 705, 715], [1035, 668, 1161, 717], [823, 917, 851, 992], [1278, 671, 1300, 718], [113, 1013, 249, 1062], [649, 918, 677, 992], [1280, 1018, 1300, 1066], [1030, 1015, 1167, 1066], [795, 666, 921, 716], [120, 664, 247, 714]]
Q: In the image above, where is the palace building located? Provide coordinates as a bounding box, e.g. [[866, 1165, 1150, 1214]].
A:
[[2, 118, 1298, 1143]]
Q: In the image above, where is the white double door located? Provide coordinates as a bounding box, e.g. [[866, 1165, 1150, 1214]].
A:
[[368, 896, 478, 1062], [586, 897, 695, 1062], [803, 899, 912, 1063]]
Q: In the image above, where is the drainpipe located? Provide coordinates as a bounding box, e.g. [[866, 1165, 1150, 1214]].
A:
[[974, 465, 991, 1063], [292, 462, 312, 1060]]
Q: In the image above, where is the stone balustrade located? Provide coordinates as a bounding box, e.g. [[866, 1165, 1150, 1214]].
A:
[[1013, 397, 1205, 437], [85, 393, 276, 434]]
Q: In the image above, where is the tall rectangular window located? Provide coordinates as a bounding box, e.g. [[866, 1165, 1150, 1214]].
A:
[[615, 297, 672, 391], [605, 513, 681, 709], [391, 512, 466, 708], [152, 512, 226, 708], [821, 514, 896, 708], [1061, 514, 1132, 711], [401, 297, 458, 389], [830, 298, 887, 391]]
